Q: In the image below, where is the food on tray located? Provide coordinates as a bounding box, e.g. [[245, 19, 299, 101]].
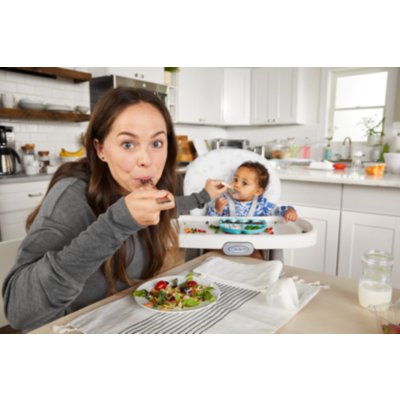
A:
[[133, 273, 217, 311], [184, 227, 207, 234]]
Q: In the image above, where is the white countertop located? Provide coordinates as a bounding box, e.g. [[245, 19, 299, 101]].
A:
[[277, 166, 400, 188]]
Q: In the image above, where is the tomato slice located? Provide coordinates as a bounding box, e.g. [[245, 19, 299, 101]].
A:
[[186, 280, 198, 288], [154, 280, 168, 291]]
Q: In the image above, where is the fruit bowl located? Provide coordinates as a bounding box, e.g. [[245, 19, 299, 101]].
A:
[[364, 164, 385, 176], [374, 302, 400, 334]]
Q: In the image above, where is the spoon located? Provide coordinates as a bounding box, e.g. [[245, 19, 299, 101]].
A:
[[140, 179, 172, 204]]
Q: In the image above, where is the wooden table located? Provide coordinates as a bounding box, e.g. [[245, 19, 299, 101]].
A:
[[31, 252, 394, 334]]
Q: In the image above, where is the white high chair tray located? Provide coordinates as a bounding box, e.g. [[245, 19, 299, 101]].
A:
[[178, 216, 316, 250]]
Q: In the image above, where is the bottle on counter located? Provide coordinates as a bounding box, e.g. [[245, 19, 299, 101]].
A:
[[287, 138, 298, 158], [324, 142, 332, 161], [38, 151, 50, 173], [302, 137, 311, 159]]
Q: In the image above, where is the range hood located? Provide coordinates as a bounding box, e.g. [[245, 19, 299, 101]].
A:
[[89, 75, 168, 110]]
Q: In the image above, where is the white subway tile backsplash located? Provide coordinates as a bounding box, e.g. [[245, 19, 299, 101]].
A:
[[1, 68, 90, 153]]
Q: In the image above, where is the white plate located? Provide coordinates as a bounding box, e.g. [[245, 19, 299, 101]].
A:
[[45, 104, 73, 112], [19, 100, 45, 110], [134, 274, 220, 313]]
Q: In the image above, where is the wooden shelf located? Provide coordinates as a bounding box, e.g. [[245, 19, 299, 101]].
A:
[[0, 67, 92, 83], [0, 108, 90, 123]]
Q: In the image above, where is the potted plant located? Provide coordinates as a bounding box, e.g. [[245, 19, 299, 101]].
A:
[[164, 67, 179, 85], [359, 116, 385, 146]]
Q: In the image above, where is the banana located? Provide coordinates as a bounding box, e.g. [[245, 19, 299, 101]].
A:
[[59, 146, 85, 158]]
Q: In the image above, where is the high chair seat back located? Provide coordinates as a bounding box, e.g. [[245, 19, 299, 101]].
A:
[[183, 149, 280, 215]]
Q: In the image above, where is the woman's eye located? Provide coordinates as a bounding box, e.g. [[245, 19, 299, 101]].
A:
[[152, 140, 164, 149], [122, 142, 134, 150]]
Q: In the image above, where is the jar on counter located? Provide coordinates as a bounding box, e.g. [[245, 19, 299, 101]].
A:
[[38, 151, 50, 173], [21, 144, 36, 171], [358, 250, 393, 309]]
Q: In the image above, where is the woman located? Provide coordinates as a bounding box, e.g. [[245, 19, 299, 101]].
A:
[[2, 87, 226, 332]]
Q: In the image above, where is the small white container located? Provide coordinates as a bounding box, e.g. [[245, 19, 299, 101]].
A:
[[384, 153, 400, 174]]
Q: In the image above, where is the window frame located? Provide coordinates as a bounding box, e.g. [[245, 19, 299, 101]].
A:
[[320, 67, 397, 145]]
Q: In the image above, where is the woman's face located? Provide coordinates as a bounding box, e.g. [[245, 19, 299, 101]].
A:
[[231, 166, 263, 202], [94, 102, 169, 194]]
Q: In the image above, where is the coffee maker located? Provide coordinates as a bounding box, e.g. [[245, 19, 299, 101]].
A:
[[0, 125, 21, 175]]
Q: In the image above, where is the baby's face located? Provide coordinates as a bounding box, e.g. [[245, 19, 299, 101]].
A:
[[231, 167, 264, 202]]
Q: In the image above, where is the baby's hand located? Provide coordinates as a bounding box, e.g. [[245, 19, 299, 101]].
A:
[[215, 197, 228, 214], [284, 208, 298, 222]]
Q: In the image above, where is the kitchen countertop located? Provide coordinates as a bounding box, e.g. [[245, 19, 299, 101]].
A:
[[277, 166, 400, 188], [0, 172, 53, 184]]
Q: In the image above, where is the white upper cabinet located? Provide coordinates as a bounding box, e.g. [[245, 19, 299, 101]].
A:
[[175, 68, 224, 125], [87, 68, 164, 84], [250, 67, 313, 125], [222, 68, 251, 126]]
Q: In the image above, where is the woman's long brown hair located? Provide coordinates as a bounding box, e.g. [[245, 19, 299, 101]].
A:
[[26, 87, 179, 294]]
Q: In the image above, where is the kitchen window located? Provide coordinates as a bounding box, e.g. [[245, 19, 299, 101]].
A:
[[327, 68, 389, 142]]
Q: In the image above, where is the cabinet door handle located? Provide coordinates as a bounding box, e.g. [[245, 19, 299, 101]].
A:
[[28, 192, 43, 198]]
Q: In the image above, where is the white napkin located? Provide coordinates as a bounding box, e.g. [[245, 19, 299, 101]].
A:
[[308, 160, 334, 170], [193, 256, 283, 290], [265, 278, 299, 310]]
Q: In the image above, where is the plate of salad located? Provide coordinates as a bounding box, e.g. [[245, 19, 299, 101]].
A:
[[132, 273, 220, 312]]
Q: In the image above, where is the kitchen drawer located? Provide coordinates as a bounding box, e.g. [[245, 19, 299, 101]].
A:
[[342, 185, 400, 217], [0, 180, 50, 214], [280, 180, 342, 209]]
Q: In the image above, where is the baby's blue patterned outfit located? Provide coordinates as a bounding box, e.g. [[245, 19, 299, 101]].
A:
[[207, 195, 295, 217]]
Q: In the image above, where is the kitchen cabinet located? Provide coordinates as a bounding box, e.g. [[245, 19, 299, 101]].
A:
[[250, 67, 310, 125], [280, 178, 400, 288], [338, 211, 400, 287], [280, 180, 342, 275], [87, 68, 164, 85], [222, 68, 251, 126], [338, 185, 400, 287], [283, 206, 340, 275], [175, 68, 224, 125], [0, 179, 50, 241]]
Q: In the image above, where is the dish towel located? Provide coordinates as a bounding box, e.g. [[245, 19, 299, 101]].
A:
[[192, 256, 283, 290], [54, 258, 320, 334]]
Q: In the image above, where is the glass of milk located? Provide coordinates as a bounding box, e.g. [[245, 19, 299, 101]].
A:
[[358, 250, 394, 309]]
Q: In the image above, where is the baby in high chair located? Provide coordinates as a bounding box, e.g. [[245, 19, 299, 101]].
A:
[[207, 161, 298, 221]]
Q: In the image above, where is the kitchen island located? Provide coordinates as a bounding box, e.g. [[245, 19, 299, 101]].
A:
[[276, 165, 400, 288], [30, 251, 395, 334]]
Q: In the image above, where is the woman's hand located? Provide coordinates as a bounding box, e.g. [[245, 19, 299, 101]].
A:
[[215, 197, 228, 214], [124, 188, 175, 226], [204, 179, 228, 201], [284, 208, 298, 222]]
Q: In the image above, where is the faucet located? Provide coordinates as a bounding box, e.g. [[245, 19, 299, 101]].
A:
[[342, 137, 352, 160]]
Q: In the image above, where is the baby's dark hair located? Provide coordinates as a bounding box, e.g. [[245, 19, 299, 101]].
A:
[[238, 161, 270, 190]]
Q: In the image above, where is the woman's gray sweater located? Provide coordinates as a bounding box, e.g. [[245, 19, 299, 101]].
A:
[[2, 176, 210, 332]]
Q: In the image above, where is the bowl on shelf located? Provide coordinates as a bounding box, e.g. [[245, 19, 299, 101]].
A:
[[374, 302, 400, 334], [75, 105, 90, 114], [384, 153, 400, 174], [18, 98, 45, 110]]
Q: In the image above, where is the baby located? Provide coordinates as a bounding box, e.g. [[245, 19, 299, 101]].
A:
[[207, 161, 298, 221]]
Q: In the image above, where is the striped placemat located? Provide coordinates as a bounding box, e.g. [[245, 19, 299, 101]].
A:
[[119, 283, 259, 334]]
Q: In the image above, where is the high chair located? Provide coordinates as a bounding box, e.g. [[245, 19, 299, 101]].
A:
[[178, 149, 316, 260]]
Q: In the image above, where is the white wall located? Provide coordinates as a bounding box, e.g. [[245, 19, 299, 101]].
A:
[[0, 69, 90, 165]]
